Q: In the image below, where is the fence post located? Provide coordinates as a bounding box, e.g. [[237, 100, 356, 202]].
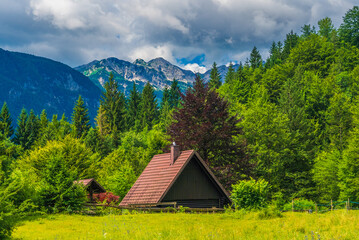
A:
[[331, 199, 333, 211], [315, 203, 318, 214], [292, 199, 294, 212]]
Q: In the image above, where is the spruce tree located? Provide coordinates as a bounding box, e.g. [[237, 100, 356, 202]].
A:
[[26, 109, 40, 149], [14, 108, 28, 148], [169, 79, 180, 108], [72, 95, 90, 138], [139, 82, 158, 130], [249, 46, 262, 69], [282, 30, 299, 59], [0, 102, 13, 138], [100, 72, 126, 133], [208, 62, 222, 89], [127, 82, 141, 129], [224, 62, 235, 84]]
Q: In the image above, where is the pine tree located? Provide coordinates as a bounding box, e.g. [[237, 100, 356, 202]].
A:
[[0, 102, 13, 138], [249, 46, 262, 69], [127, 82, 141, 129], [169, 74, 251, 187], [100, 72, 126, 133], [169, 79, 180, 108], [14, 108, 28, 148], [139, 82, 158, 130], [208, 62, 221, 89], [72, 95, 90, 139], [224, 62, 235, 84]]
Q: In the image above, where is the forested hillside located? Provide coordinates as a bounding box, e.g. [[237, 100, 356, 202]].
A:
[[2, 5, 359, 239]]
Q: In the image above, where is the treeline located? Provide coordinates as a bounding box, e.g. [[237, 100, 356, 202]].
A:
[[2, 5, 359, 239]]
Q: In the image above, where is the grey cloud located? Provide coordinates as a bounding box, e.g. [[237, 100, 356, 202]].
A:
[[0, 0, 357, 68]]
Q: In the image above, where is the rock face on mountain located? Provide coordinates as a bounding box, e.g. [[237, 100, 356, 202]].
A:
[[0, 48, 101, 121], [75, 57, 196, 98]]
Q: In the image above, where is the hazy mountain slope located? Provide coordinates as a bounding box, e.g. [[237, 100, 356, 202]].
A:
[[0, 48, 101, 121]]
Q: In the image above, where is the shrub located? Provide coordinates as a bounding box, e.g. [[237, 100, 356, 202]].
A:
[[93, 192, 120, 204], [282, 198, 316, 211], [231, 178, 270, 210]]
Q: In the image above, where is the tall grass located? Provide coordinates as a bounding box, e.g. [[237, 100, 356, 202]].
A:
[[13, 210, 359, 239]]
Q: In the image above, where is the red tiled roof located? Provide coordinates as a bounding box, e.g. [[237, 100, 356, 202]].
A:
[[120, 150, 195, 206], [120, 150, 231, 206], [75, 178, 94, 186]]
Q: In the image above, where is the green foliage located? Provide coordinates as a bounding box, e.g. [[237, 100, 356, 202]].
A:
[[231, 178, 270, 210], [139, 82, 158, 130], [0, 181, 19, 239], [37, 154, 86, 212], [71, 95, 90, 139], [100, 72, 126, 136], [318, 17, 334, 39], [169, 79, 181, 108], [339, 6, 359, 48], [208, 62, 222, 89], [0, 102, 14, 138], [249, 46, 262, 69], [14, 108, 29, 149], [99, 127, 169, 198], [282, 199, 316, 211]]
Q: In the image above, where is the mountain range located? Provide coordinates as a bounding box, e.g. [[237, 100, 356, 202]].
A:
[[0, 48, 234, 122]]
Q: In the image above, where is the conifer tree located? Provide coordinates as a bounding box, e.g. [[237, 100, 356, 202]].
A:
[[232, 63, 250, 103], [127, 82, 141, 129], [139, 82, 158, 130], [95, 105, 110, 137], [169, 79, 180, 108], [72, 95, 90, 138], [224, 62, 235, 84], [100, 72, 126, 133], [249, 46, 262, 69], [282, 30, 299, 59], [318, 17, 334, 39], [208, 62, 222, 89], [14, 108, 28, 148], [161, 86, 170, 108], [25, 109, 40, 149], [0, 102, 13, 138]]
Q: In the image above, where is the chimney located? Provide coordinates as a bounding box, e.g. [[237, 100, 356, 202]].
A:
[[170, 142, 180, 165]]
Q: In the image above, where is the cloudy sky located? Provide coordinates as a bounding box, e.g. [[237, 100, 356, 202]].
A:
[[0, 0, 357, 73]]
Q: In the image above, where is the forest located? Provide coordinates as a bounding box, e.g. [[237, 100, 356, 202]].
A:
[[2, 5, 359, 239]]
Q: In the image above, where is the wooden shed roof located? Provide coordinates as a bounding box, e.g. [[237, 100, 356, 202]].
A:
[[120, 150, 230, 206], [74, 178, 106, 193]]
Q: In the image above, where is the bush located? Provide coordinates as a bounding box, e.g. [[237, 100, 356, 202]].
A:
[[282, 198, 316, 211], [93, 192, 120, 204], [231, 178, 270, 210]]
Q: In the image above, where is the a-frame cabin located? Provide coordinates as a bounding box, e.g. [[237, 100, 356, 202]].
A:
[[120, 144, 231, 208]]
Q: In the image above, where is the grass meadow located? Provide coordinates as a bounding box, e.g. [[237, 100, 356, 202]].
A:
[[12, 210, 359, 240]]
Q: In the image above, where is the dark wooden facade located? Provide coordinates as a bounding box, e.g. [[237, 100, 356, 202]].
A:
[[162, 155, 229, 208]]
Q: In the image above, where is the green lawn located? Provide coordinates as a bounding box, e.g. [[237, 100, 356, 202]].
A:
[[12, 210, 359, 240]]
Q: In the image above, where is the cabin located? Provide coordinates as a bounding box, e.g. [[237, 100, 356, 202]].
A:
[[74, 178, 106, 202], [120, 144, 231, 208]]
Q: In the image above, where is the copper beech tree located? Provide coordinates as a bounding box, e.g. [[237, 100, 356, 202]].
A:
[[168, 74, 252, 188]]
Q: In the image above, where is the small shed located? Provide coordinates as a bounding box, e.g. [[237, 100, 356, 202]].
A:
[[120, 145, 231, 208], [74, 178, 106, 201]]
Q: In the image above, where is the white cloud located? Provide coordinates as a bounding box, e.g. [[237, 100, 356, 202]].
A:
[[130, 45, 175, 63], [183, 63, 207, 74]]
